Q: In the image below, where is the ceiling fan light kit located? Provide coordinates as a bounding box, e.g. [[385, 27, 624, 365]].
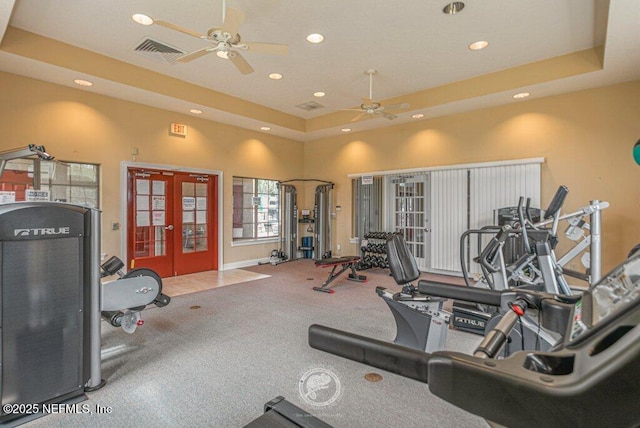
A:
[[345, 69, 410, 122]]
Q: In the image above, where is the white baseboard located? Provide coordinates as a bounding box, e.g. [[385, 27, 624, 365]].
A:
[[223, 258, 270, 270]]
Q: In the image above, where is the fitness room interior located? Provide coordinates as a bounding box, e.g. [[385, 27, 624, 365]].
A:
[[1, 0, 640, 427]]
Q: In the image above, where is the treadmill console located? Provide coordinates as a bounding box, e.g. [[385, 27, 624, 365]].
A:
[[427, 254, 640, 427], [569, 255, 640, 343]]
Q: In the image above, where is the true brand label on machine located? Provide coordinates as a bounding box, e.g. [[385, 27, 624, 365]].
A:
[[0, 203, 87, 240], [14, 227, 71, 237]]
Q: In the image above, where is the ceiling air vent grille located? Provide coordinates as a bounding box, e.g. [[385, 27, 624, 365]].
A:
[[296, 101, 325, 111], [134, 37, 185, 64]]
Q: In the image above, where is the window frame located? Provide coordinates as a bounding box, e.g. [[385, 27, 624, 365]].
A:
[[232, 176, 280, 243], [0, 158, 100, 208]]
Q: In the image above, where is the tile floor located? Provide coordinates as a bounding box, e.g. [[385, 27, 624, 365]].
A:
[[161, 268, 270, 297]]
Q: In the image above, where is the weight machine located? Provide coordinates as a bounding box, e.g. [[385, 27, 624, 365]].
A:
[[0, 144, 54, 178], [0, 146, 170, 426], [272, 180, 334, 263]]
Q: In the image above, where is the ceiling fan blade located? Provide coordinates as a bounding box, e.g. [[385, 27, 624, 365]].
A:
[[361, 97, 374, 106], [229, 52, 254, 74], [350, 112, 368, 122], [244, 42, 288, 55], [222, 7, 245, 36], [155, 20, 205, 39], [382, 102, 410, 111], [177, 48, 213, 63], [380, 111, 398, 120]]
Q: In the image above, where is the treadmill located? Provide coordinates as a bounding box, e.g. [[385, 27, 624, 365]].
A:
[[310, 254, 640, 427]]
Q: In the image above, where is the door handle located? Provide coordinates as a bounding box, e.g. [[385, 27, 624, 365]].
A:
[[165, 225, 174, 231]]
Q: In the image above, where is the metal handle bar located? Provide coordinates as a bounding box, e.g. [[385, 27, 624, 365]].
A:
[[534, 201, 609, 228], [473, 298, 527, 359]]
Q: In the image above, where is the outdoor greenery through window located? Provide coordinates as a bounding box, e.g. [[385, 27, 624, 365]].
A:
[[0, 158, 99, 208], [232, 176, 279, 241]]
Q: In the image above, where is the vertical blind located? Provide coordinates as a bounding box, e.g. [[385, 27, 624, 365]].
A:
[[430, 169, 468, 272], [352, 176, 384, 243], [429, 163, 540, 275], [351, 160, 541, 275]]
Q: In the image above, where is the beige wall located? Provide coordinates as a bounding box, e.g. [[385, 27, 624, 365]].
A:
[[0, 71, 304, 265], [3, 70, 640, 273], [304, 80, 640, 272]]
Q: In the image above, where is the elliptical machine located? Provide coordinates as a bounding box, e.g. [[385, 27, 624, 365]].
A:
[[376, 186, 608, 355], [455, 186, 608, 335]]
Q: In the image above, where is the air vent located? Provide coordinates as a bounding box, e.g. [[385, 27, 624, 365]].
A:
[[296, 101, 325, 111], [134, 37, 185, 64]]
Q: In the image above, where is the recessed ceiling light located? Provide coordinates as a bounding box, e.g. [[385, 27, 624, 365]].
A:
[[443, 2, 465, 14], [73, 79, 93, 87], [261, 126, 271, 131], [469, 40, 489, 51], [216, 51, 229, 59], [269, 73, 283, 80], [306, 33, 325, 44], [412, 113, 424, 119], [313, 91, 326, 98], [513, 92, 531, 99], [132, 14, 154, 26], [341, 128, 352, 133], [190, 109, 203, 114]]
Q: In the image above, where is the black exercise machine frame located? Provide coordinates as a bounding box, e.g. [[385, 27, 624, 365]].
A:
[[313, 256, 367, 293], [308, 274, 640, 427]]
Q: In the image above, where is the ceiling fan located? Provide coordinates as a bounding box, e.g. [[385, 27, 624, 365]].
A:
[[153, 0, 288, 74], [345, 69, 410, 122]]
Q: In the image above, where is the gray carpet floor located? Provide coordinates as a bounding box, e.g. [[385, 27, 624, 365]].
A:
[[25, 260, 487, 428]]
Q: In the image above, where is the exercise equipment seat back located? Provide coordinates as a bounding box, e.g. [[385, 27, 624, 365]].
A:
[[387, 234, 420, 288]]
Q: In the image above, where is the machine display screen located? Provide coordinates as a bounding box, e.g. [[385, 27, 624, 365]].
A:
[[570, 255, 640, 342]]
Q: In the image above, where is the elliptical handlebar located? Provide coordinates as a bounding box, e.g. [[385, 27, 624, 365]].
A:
[[517, 196, 533, 255], [477, 225, 512, 273], [543, 185, 569, 220], [524, 197, 533, 223]]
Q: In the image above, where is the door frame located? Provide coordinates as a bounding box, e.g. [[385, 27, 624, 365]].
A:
[[384, 173, 430, 271], [120, 161, 224, 272]]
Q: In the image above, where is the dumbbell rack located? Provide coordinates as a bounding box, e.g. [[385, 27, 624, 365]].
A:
[[358, 232, 397, 270]]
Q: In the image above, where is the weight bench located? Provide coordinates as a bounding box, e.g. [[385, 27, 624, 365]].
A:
[[313, 256, 367, 293]]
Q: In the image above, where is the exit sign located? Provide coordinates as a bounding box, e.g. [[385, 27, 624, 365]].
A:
[[170, 122, 187, 136]]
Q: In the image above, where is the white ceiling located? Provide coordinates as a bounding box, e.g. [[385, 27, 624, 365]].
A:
[[1, 0, 639, 141]]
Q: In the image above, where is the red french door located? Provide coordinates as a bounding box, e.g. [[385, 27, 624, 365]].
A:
[[172, 173, 218, 275], [0, 170, 34, 201], [127, 168, 218, 277]]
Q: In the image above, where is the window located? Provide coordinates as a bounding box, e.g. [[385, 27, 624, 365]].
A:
[[0, 159, 99, 208], [232, 176, 279, 241]]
